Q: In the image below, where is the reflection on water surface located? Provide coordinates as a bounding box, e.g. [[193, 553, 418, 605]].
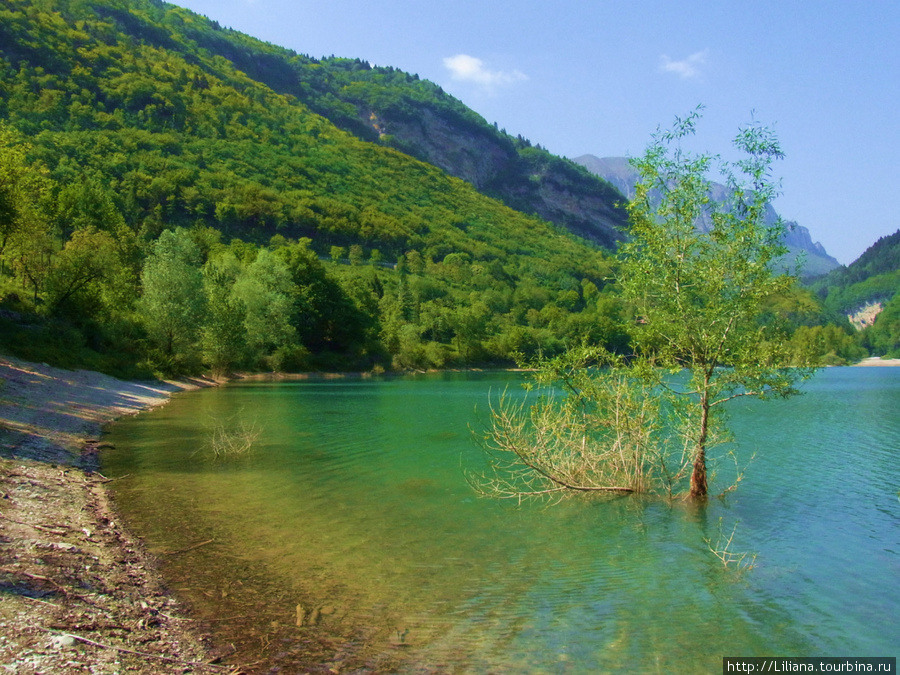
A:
[[104, 370, 900, 673]]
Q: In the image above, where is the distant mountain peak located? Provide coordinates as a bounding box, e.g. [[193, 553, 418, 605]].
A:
[[573, 154, 840, 277]]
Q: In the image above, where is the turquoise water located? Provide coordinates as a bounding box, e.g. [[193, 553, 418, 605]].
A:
[[103, 369, 900, 673]]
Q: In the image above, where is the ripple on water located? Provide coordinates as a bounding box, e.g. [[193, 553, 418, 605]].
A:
[[104, 370, 900, 672]]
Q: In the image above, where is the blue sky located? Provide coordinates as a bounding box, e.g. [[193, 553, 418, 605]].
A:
[[172, 0, 900, 265]]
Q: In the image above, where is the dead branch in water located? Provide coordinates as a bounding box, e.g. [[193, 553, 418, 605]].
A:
[[165, 538, 215, 556], [195, 412, 263, 460]]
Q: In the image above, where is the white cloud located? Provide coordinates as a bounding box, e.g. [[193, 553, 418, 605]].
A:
[[443, 54, 527, 90], [659, 50, 709, 79]]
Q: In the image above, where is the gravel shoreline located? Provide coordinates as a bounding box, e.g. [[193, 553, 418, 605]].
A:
[[0, 355, 233, 674]]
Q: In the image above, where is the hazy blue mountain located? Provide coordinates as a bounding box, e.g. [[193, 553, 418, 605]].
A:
[[574, 155, 840, 278]]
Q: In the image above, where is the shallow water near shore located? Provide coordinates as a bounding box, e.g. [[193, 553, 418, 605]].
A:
[[103, 369, 900, 672]]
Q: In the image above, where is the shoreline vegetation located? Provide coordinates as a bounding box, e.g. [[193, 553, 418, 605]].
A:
[[1, 354, 899, 673]]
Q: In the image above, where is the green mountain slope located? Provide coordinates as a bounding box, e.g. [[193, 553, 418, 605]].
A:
[[806, 230, 900, 356], [0, 0, 611, 263], [810, 230, 900, 313], [0, 0, 626, 373], [166, 23, 629, 247]]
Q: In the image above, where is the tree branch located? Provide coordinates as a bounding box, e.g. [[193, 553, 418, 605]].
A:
[[40, 628, 233, 671]]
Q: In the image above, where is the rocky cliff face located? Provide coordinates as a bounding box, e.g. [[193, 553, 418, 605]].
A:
[[368, 106, 517, 190], [481, 152, 628, 247], [574, 156, 637, 200], [362, 108, 628, 248], [573, 154, 840, 276]]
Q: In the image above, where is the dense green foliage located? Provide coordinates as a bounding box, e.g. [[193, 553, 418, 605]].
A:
[[0, 0, 628, 245], [806, 229, 900, 357], [861, 292, 900, 357], [620, 112, 816, 497], [0, 0, 632, 374], [814, 230, 900, 292], [151, 8, 628, 245], [809, 229, 900, 315]]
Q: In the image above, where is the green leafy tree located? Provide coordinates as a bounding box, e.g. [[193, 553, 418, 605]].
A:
[[12, 225, 56, 305], [276, 241, 375, 361], [53, 177, 126, 239], [621, 109, 816, 498], [0, 124, 52, 276], [404, 250, 426, 275], [476, 110, 816, 500], [231, 248, 298, 368], [138, 228, 206, 370], [44, 226, 120, 316], [348, 244, 365, 266], [787, 324, 867, 366], [200, 252, 248, 376], [452, 298, 490, 362]]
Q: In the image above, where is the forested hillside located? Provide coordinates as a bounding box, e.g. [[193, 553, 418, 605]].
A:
[[809, 230, 900, 357], [172, 22, 629, 247], [0, 0, 627, 374], [0, 0, 878, 375]]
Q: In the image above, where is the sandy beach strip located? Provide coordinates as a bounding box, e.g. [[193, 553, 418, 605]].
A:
[[852, 356, 900, 366]]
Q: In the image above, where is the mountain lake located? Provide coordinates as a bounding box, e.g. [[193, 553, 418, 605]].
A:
[[102, 368, 900, 673]]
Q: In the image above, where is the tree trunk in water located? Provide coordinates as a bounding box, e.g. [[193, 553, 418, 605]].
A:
[[689, 446, 708, 498], [690, 392, 710, 499]]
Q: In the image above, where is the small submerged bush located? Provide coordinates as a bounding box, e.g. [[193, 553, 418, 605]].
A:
[[197, 412, 263, 460], [704, 518, 758, 571]]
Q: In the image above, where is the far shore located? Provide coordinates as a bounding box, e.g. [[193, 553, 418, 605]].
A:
[[852, 356, 900, 367]]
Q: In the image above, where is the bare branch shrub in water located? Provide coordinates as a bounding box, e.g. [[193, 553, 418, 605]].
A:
[[470, 348, 689, 502], [197, 412, 262, 460], [471, 344, 766, 504], [704, 518, 758, 571]]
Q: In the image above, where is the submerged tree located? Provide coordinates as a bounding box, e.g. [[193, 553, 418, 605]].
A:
[[474, 347, 677, 501], [474, 109, 817, 500]]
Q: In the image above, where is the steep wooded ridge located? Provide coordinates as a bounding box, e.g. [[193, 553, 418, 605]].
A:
[[574, 155, 840, 278], [189, 33, 629, 248], [0, 0, 633, 373], [806, 230, 900, 354], [0, 0, 618, 264], [812, 228, 900, 297], [0, 0, 627, 248]]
